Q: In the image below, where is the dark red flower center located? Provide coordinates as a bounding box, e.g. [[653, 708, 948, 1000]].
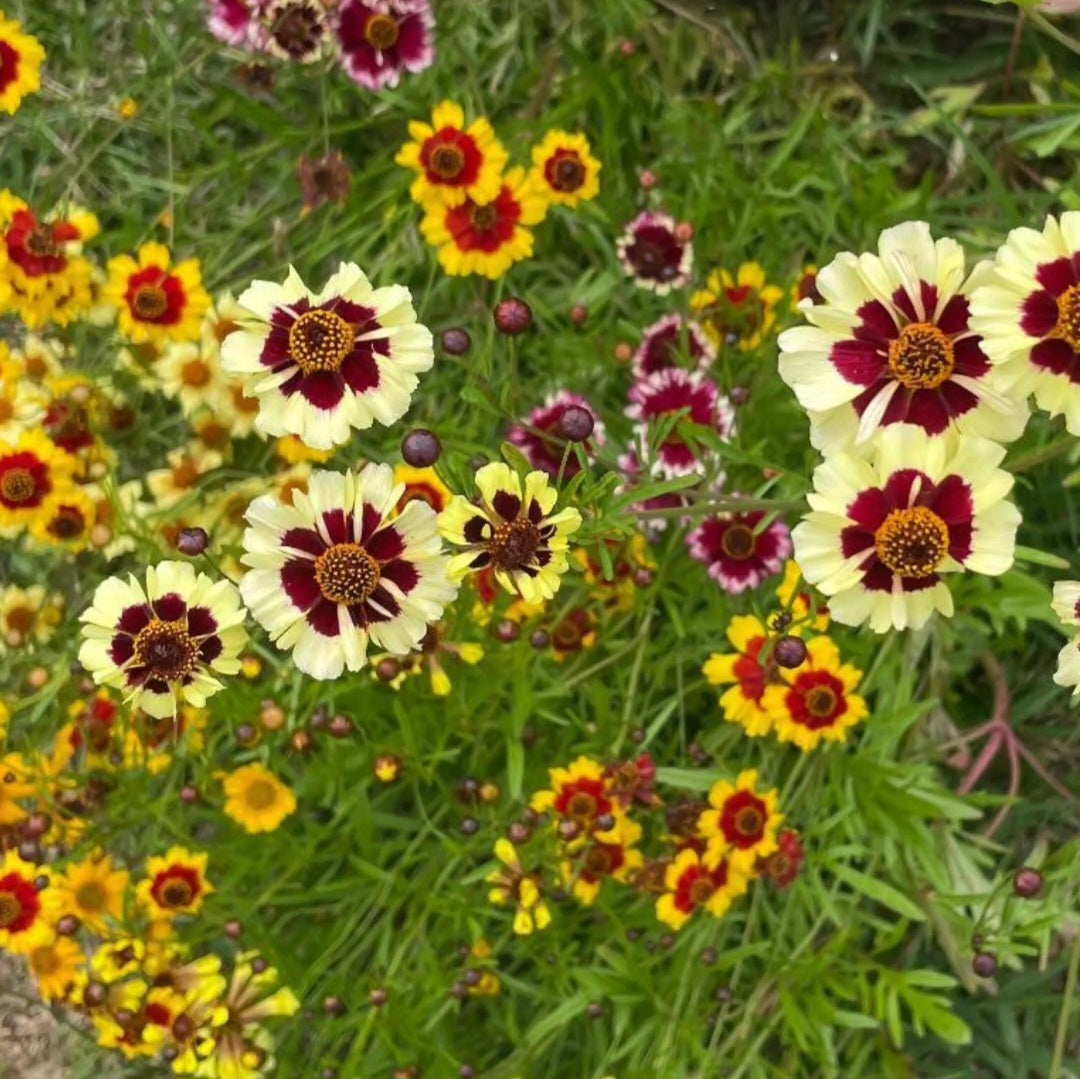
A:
[[1056, 284, 1080, 351], [584, 845, 617, 877], [0, 466, 35, 504], [269, 2, 325, 58], [314, 542, 380, 604], [488, 519, 540, 570], [0, 890, 22, 929], [429, 144, 465, 180], [162, 879, 194, 907], [25, 226, 59, 259], [548, 151, 586, 192], [874, 506, 949, 578], [470, 202, 499, 231], [150, 865, 201, 910], [688, 875, 715, 905], [48, 505, 86, 540], [720, 523, 755, 560], [289, 308, 355, 374], [734, 805, 763, 838], [132, 620, 199, 682], [133, 284, 169, 320], [887, 322, 955, 390], [806, 686, 837, 718], [364, 12, 399, 49], [566, 791, 598, 822]]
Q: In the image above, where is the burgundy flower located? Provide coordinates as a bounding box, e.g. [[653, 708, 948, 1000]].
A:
[[206, 0, 267, 47], [336, 0, 435, 91], [632, 314, 715, 379], [616, 211, 693, 294], [687, 507, 792, 594], [507, 392, 606, 479]]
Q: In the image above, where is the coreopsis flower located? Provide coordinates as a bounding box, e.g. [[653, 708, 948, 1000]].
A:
[[625, 368, 735, 479], [0, 344, 48, 440], [337, 0, 435, 90], [632, 314, 715, 379], [207, 0, 265, 46], [0, 584, 63, 651], [530, 756, 619, 838], [779, 222, 1028, 452], [792, 427, 1021, 632], [970, 211, 1080, 435], [222, 261, 434, 450], [78, 561, 248, 719], [374, 754, 402, 781], [419, 167, 547, 280], [775, 559, 830, 633], [395, 463, 452, 513], [240, 464, 457, 678], [762, 636, 868, 751], [157, 342, 230, 417], [222, 763, 297, 833], [30, 484, 98, 550], [105, 243, 211, 347], [137, 848, 213, 919], [262, 0, 331, 61], [549, 608, 597, 661], [760, 829, 805, 888], [0, 429, 76, 531], [0, 751, 34, 824], [146, 444, 223, 509], [616, 211, 693, 293], [9, 334, 66, 385], [561, 816, 643, 905], [56, 855, 130, 934], [791, 265, 821, 310], [655, 847, 748, 931], [395, 101, 508, 209], [297, 149, 351, 214], [698, 770, 783, 873], [687, 508, 792, 594], [0, 13, 44, 114], [691, 262, 784, 352], [89, 936, 148, 984], [439, 462, 582, 603], [486, 838, 552, 936], [27, 936, 85, 1002], [1053, 580, 1080, 628], [0, 852, 59, 955], [528, 130, 601, 209], [507, 391, 606, 478]]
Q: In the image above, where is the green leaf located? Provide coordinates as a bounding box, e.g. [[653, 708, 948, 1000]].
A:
[[829, 864, 927, 922]]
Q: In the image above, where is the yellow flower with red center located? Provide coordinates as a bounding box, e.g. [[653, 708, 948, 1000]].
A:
[[30, 483, 97, 550], [56, 854, 130, 934], [138, 848, 213, 919], [396, 101, 509, 209], [486, 838, 552, 936], [0, 429, 77, 532], [699, 770, 783, 874], [89, 937, 147, 984], [655, 847, 748, 931], [763, 636, 868, 751], [28, 935, 85, 1002], [775, 559, 830, 633], [105, 242, 210, 347], [560, 815, 643, 906], [222, 763, 297, 834], [0, 852, 60, 955], [0, 14, 44, 115], [0, 751, 34, 824], [394, 463, 452, 514], [690, 262, 784, 352], [420, 167, 548, 280], [530, 755, 619, 839], [529, 130, 602, 209], [790, 263, 821, 311], [374, 754, 402, 783]]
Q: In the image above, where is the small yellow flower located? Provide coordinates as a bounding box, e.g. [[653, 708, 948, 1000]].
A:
[[28, 936, 85, 1002], [698, 770, 783, 874], [374, 754, 402, 783], [222, 763, 297, 834], [56, 854, 130, 934], [486, 838, 552, 936], [275, 434, 333, 465], [529, 130, 602, 209], [0, 14, 45, 116], [117, 96, 139, 120], [137, 847, 214, 919], [691, 262, 784, 352]]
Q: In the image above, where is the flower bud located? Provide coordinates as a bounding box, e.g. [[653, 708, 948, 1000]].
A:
[[401, 429, 441, 468], [493, 297, 532, 336]]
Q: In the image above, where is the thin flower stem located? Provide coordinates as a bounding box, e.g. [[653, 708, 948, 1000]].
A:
[[1050, 934, 1080, 1079]]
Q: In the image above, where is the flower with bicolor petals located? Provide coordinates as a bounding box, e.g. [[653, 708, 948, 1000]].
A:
[[0, 429, 77, 532], [792, 427, 1020, 633], [616, 211, 692, 293], [206, 0, 265, 47], [970, 211, 1080, 435], [687, 507, 792, 594], [240, 464, 457, 679], [222, 261, 434, 450], [439, 462, 582, 603], [0, 852, 60, 955], [699, 770, 783, 873], [780, 222, 1028, 452], [0, 13, 44, 115], [655, 847, 748, 931], [262, 0, 331, 62], [336, 0, 435, 91], [528, 130, 601, 209], [486, 838, 552, 936], [632, 314, 715, 379], [530, 756, 619, 839], [560, 816, 643, 906], [1052, 578, 1080, 697], [138, 848, 213, 919], [691, 262, 783, 352], [78, 561, 248, 719], [507, 391, 605, 479], [760, 829, 805, 888]]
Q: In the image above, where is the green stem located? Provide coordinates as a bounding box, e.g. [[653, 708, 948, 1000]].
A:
[[1050, 934, 1080, 1079]]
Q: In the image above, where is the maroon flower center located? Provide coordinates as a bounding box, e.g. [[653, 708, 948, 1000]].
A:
[[874, 506, 949, 578], [734, 804, 764, 839], [25, 226, 59, 259], [720, 523, 755, 560], [488, 519, 540, 570], [584, 846, 614, 876], [806, 686, 838, 718], [314, 542, 380, 605], [887, 322, 955, 390], [688, 876, 714, 905], [0, 890, 22, 929], [132, 620, 199, 681], [429, 144, 466, 180], [161, 879, 194, 907], [364, 12, 400, 49], [133, 284, 169, 321], [288, 309, 354, 374], [269, 2, 325, 58], [566, 791, 598, 822], [552, 155, 586, 192], [49, 506, 85, 540], [0, 467, 35, 504], [1055, 284, 1080, 351], [469, 202, 499, 232]]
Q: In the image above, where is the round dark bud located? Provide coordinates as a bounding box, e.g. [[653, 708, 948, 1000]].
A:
[[322, 1070, 339, 1079], [570, 304, 588, 325], [180, 785, 199, 805], [771, 611, 792, 631], [520, 727, 538, 748], [322, 996, 345, 1017], [530, 630, 551, 650], [774, 635, 808, 669], [556, 405, 595, 443], [629, 727, 646, 744], [493, 297, 533, 336], [401, 429, 442, 468], [23, 812, 51, 839], [494, 620, 520, 643], [328, 714, 354, 739], [557, 820, 579, 840], [375, 657, 401, 682], [309, 706, 329, 730], [224, 920, 243, 939], [20, 846, 41, 866], [507, 822, 531, 845], [235, 723, 258, 746], [596, 813, 615, 832], [83, 982, 107, 1007], [633, 568, 654, 588], [251, 957, 269, 974], [450, 982, 469, 1001], [1014, 867, 1044, 899], [460, 777, 480, 799], [972, 952, 997, 978], [369, 988, 388, 1007], [441, 327, 472, 355], [586, 1002, 604, 1019], [461, 817, 479, 836], [290, 730, 315, 754], [56, 915, 81, 937], [459, 1067, 475, 1079], [714, 986, 733, 1003], [176, 527, 209, 556], [700, 947, 718, 966], [114, 1009, 135, 1027], [461, 969, 482, 987], [729, 385, 751, 405], [660, 934, 674, 949], [172, 1015, 195, 1041]]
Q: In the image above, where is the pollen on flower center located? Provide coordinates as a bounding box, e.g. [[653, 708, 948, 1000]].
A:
[[553, 156, 586, 191], [470, 203, 499, 231], [874, 506, 950, 577], [49, 508, 84, 539], [0, 467, 36, 503], [566, 791, 597, 821], [75, 883, 107, 912], [245, 780, 278, 810], [1055, 284, 1080, 351], [133, 284, 169, 320], [887, 322, 955, 390], [314, 543, 380, 605], [25, 226, 59, 258], [734, 806, 763, 837], [288, 309, 355, 374], [430, 144, 465, 179], [806, 687, 837, 717], [270, 2, 324, 57], [720, 524, 755, 560], [161, 879, 194, 907], [688, 876, 714, 905], [132, 620, 199, 681], [585, 846, 614, 876], [364, 12, 400, 49], [488, 519, 541, 570], [181, 359, 212, 387], [0, 891, 22, 928]]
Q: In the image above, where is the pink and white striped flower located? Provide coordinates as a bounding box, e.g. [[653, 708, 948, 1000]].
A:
[[507, 391, 606, 479], [335, 0, 435, 91], [688, 508, 792, 594], [616, 212, 693, 294], [206, 0, 266, 47]]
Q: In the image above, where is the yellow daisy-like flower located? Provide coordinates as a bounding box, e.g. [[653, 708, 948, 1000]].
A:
[[56, 854, 130, 934], [762, 636, 868, 752], [0, 852, 60, 955], [117, 96, 139, 120], [157, 341, 230, 418], [530, 755, 619, 840], [27, 936, 85, 1002], [419, 167, 548, 280], [0, 13, 45, 115], [698, 770, 783, 874], [528, 130, 602, 209], [440, 462, 582, 604], [0, 428, 77, 532], [89, 937, 147, 984], [29, 483, 97, 550], [690, 262, 784, 352], [222, 763, 297, 834], [105, 242, 210, 347], [395, 100, 509, 209], [275, 434, 333, 465], [0, 750, 34, 824], [775, 559, 830, 633], [146, 442, 223, 509], [0, 343, 48, 441], [0, 583, 63, 652], [138, 847, 214, 919], [486, 838, 552, 936], [560, 815, 643, 906], [655, 847, 748, 932]]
